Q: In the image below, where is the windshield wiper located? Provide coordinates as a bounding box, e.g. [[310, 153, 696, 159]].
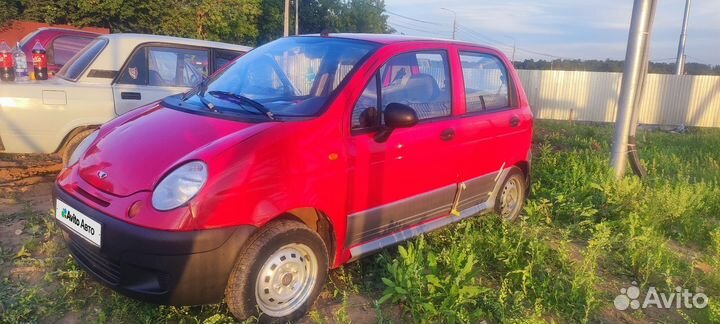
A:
[[184, 77, 220, 113], [207, 91, 275, 120]]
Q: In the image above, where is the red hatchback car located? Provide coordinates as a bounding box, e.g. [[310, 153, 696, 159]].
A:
[[54, 34, 533, 322]]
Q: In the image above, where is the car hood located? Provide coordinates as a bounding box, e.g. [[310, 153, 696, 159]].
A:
[[77, 104, 271, 197]]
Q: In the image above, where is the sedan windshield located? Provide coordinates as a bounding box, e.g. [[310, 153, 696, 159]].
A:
[[183, 37, 377, 117]]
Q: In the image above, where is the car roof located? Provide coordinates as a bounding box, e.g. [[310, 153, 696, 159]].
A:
[[36, 27, 100, 35], [296, 33, 496, 49], [99, 33, 253, 52]]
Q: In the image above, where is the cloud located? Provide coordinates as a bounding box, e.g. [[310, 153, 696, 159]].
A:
[[385, 0, 720, 64]]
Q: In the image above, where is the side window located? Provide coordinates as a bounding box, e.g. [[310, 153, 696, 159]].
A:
[[459, 52, 510, 112], [49, 36, 94, 66], [148, 47, 209, 87], [116, 47, 148, 85], [351, 74, 379, 130], [380, 51, 451, 120], [213, 49, 243, 72]]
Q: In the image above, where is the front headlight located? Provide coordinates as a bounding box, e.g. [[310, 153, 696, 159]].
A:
[[152, 161, 208, 211], [67, 130, 99, 166]]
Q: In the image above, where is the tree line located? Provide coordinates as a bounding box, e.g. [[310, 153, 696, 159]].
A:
[[514, 58, 720, 76], [0, 0, 392, 46]]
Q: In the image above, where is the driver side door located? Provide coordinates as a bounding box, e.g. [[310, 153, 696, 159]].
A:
[[112, 45, 209, 115], [345, 49, 460, 248]]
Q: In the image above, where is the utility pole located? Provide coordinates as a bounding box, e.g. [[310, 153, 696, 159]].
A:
[[295, 0, 299, 35], [284, 0, 290, 37], [512, 41, 516, 62], [675, 0, 691, 75], [610, 0, 656, 179], [441, 8, 457, 40]]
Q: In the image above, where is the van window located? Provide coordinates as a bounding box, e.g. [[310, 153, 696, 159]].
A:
[[459, 52, 510, 112], [380, 51, 451, 120], [50, 36, 94, 66]]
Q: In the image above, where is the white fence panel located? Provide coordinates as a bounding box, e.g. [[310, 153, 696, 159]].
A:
[[517, 70, 720, 127]]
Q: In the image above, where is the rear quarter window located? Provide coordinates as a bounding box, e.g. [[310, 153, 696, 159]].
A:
[[459, 52, 511, 113], [56, 38, 109, 81], [50, 36, 94, 66]]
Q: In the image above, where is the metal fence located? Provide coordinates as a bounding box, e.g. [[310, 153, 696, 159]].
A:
[[517, 70, 720, 127]]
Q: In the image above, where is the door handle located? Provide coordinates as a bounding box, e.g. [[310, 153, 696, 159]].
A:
[[510, 116, 520, 127], [121, 92, 142, 100], [440, 128, 455, 141]]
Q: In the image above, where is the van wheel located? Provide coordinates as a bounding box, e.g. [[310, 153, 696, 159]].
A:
[[495, 169, 526, 222], [59, 129, 95, 166], [225, 220, 328, 323]]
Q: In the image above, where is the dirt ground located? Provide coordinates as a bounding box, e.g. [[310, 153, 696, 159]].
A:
[[0, 152, 401, 323]]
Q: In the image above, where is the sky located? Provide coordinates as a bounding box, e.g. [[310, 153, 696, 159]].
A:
[[384, 0, 719, 65]]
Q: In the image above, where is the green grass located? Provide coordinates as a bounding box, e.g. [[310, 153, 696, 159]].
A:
[[376, 121, 720, 323], [2, 120, 720, 323]]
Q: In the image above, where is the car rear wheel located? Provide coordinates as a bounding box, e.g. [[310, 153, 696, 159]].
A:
[[495, 168, 526, 222], [59, 129, 96, 166], [225, 220, 328, 323]]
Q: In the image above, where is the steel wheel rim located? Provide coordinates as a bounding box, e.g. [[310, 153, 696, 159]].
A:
[[255, 243, 318, 317], [500, 177, 522, 219]]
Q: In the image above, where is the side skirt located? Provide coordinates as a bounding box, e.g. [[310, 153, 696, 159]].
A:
[[348, 200, 491, 261]]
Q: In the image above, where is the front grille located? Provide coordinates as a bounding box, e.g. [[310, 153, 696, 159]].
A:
[[75, 187, 110, 207], [69, 238, 120, 285]]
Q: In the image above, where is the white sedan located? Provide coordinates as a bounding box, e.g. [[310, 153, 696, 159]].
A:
[[0, 33, 251, 162]]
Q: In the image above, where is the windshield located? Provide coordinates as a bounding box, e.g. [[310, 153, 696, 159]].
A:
[[57, 38, 108, 81], [183, 37, 377, 117]]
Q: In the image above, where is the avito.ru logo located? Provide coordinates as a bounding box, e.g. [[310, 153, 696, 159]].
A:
[[614, 281, 708, 311]]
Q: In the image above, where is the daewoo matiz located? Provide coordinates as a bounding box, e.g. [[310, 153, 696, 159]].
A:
[[54, 34, 533, 322]]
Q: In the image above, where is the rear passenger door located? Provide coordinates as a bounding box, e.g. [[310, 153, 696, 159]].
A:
[[112, 45, 209, 115], [346, 49, 460, 247], [454, 49, 525, 211]]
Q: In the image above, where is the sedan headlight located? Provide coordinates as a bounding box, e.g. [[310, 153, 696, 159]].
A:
[[152, 161, 208, 211], [67, 130, 99, 167]]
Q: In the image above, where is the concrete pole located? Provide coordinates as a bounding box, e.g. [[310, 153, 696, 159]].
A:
[[441, 8, 457, 40], [295, 0, 299, 35], [284, 0, 290, 37], [675, 0, 691, 75], [512, 41, 516, 62], [630, 0, 657, 136], [610, 0, 655, 179], [627, 0, 656, 180]]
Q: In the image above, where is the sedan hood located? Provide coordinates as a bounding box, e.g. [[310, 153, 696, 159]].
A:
[[77, 104, 270, 197]]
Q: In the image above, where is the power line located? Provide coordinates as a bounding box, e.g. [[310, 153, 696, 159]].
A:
[[387, 17, 452, 33], [384, 7, 569, 61], [384, 9, 444, 26], [388, 22, 452, 37], [457, 24, 566, 59], [651, 57, 678, 62], [685, 55, 714, 66]]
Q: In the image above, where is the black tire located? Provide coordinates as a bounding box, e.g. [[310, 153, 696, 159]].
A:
[[225, 220, 328, 323], [494, 168, 526, 222], [59, 129, 96, 166]]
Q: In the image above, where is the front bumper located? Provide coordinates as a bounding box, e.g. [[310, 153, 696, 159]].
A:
[[54, 185, 256, 305]]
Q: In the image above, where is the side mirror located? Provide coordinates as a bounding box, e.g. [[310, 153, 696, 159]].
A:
[[374, 103, 418, 143]]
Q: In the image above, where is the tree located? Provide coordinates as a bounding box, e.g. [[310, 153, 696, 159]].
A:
[[0, 1, 20, 29], [7, 0, 391, 46], [335, 0, 392, 34]]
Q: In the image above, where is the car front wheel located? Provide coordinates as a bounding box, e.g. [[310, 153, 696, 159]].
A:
[[225, 220, 328, 323]]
